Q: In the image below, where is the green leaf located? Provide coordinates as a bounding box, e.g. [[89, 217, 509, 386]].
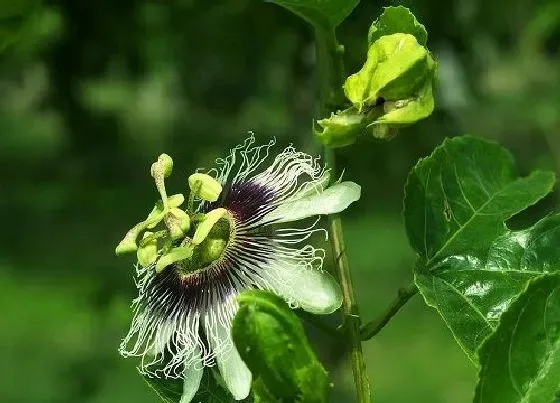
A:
[[368, 6, 428, 46], [232, 290, 330, 403], [264, 0, 358, 30], [474, 274, 560, 403], [406, 136, 555, 265], [144, 370, 238, 403], [344, 33, 432, 111], [404, 136, 556, 360]]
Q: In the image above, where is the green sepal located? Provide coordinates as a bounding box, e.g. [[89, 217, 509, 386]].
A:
[[344, 33, 430, 110], [315, 107, 365, 148], [368, 6, 427, 46], [232, 290, 330, 402]]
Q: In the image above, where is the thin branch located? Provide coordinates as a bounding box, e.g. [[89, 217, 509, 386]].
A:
[[327, 210, 371, 403], [315, 26, 371, 403], [360, 282, 418, 341]]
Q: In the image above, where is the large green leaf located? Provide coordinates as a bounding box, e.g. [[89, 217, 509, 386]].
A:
[[474, 274, 560, 403], [144, 370, 237, 403], [264, 0, 358, 30], [404, 136, 556, 360]]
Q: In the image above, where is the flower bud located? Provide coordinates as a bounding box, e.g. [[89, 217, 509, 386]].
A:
[[315, 108, 365, 148], [188, 173, 222, 202], [371, 74, 435, 128], [344, 33, 430, 110]]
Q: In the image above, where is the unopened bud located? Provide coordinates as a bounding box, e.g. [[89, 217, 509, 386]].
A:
[[344, 33, 430, 110], [315, 108, 365, 148]]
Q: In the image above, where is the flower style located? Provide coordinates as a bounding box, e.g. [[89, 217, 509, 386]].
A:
[[116, 136, 361, 402]]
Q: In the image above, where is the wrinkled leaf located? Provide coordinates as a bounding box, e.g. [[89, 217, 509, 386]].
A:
[[344, 33, 431, 110], [232, 290, 329, 402], [474, 274, 560, 403], [405, 136, 556, 360], [144, 370, 238, 403], [264, 0, 358, 30], [368, 6, 427, 46]]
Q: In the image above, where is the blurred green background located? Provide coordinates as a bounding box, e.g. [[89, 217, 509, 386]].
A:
[[1, 0, 559, 402]]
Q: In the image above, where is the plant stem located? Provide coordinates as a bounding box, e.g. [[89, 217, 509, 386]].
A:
[[360, 282, 417, 341], [327, 200, 371, 403], [315, 27, 371, 403]]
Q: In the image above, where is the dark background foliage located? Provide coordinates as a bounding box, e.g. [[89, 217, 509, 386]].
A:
[[1, 0, 559, 401]]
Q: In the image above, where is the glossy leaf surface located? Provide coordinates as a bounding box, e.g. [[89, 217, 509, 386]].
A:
[[474, 274, 560, 403], [405, 136, 556, 360]]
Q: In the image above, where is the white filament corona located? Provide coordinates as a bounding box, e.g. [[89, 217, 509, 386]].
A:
[[119, 134, 360, 401]]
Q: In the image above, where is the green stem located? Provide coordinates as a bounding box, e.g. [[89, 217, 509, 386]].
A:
[[315, 27, 371, 403], [360, 282, 417, 341]]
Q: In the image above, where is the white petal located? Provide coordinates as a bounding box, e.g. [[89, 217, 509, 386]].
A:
[[204, 317, 252, 400], [180, 350, 204, 403], [216, 344, 252, 400], [270, 262, 342, 314], [263, 181, 361, 224]]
